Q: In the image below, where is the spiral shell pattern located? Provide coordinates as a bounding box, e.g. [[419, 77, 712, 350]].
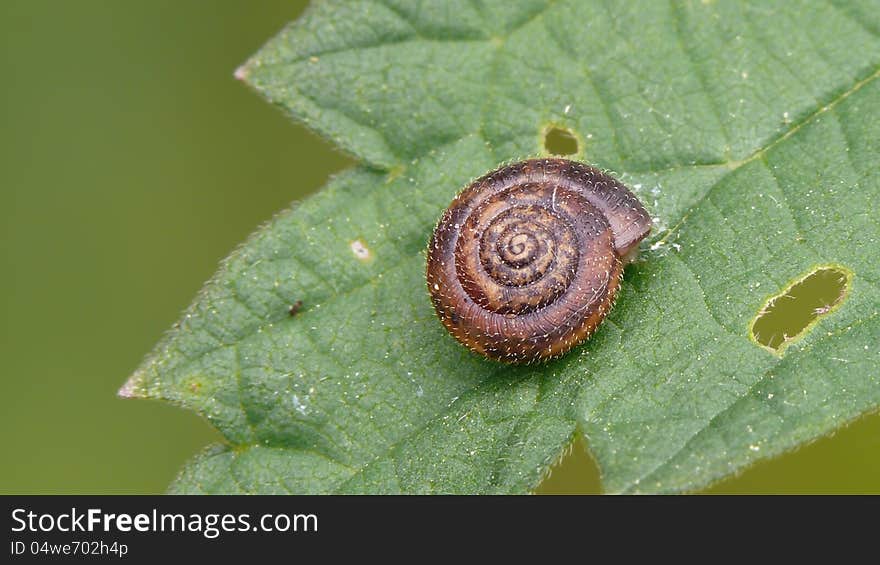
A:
[[426, 158, 651, 363]]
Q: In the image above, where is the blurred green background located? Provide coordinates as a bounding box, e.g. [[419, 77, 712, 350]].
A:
[[2, 1, 878, 494]]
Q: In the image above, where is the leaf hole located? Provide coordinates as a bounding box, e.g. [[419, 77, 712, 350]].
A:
[[542, 125, 580, 156], [750, 265, 852, 354]]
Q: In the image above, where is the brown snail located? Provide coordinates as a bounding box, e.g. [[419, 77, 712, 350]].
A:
[[426, 158, 651, 363]]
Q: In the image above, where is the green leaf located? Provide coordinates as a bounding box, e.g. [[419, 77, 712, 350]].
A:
[[123, 0, 880, 493]]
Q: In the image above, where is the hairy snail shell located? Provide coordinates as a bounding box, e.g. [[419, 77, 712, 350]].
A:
[[426, 158, 651, 363]]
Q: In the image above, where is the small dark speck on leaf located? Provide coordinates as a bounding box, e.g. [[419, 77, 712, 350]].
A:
[[289, 300, 304, 317]]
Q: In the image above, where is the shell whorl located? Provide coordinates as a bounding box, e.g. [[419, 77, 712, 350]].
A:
[[426, 158, 652, 363]]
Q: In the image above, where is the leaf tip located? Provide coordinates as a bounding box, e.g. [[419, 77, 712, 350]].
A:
[[117, 372, 146, 399], [233, 64, 249, 82]]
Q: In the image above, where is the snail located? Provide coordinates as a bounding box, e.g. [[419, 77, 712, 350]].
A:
[[426, 158, 651, 363]]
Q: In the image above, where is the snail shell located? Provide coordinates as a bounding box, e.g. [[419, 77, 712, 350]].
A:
[[426, 158, 651, 363]]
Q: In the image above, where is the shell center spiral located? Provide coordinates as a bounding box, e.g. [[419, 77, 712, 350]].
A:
[[472, 200, 580, 315], [480, 206, 561, 287]]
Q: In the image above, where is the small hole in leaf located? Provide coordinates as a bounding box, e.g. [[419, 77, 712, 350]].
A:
[[543, 126, 579, 156], [750, 265, 852, 354]]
